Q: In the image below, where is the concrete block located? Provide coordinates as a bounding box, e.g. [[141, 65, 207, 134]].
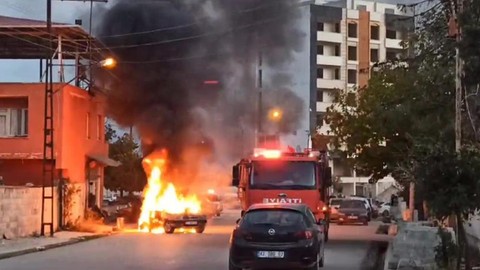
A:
[[389, 225, 448, 267], [0, 186, 59, 239]]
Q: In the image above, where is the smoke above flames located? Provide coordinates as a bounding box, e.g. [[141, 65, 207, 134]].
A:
[[95, 0, 306, 187]]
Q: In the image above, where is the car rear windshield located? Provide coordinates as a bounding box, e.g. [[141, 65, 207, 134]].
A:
[[242, 209, 309, 227], [330, 199, 343, 205], [339, 200, 365, 209], [250, 161, 316, 190]]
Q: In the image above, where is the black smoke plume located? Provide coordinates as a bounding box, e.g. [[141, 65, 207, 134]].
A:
[[95, 0, 306, 181]]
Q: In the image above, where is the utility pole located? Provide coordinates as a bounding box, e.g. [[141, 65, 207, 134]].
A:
[[256, 48, 263, 148], [408, 4, 417, 221], [41, 0, 55, 237], [454, 0, 464, 153]]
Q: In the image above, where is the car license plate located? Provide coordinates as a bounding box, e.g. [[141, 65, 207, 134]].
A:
[[257, 251, 285, 258], [348, 215, 358, 219], [185, 221, 198, 225]]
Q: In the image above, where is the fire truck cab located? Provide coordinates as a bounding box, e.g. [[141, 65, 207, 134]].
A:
[[232, 148, 333, 241]]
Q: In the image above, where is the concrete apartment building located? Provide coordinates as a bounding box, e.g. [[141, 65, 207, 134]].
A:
[[309, 0, 414, 197]]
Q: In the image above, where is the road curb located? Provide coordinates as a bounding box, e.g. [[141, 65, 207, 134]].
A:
[[0, 232, 114, 261]]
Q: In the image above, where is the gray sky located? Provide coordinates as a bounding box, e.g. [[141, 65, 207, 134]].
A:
[[0, 0, 421, 140]]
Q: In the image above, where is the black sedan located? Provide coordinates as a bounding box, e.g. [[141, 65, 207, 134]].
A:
[[229, 203, 325, 270], [337, 199, 369, 225]]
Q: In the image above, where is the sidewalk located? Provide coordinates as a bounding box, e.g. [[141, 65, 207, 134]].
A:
[[0, 230, 114, 260]]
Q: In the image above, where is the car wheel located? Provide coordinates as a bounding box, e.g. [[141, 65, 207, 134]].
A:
[[308, 253, 320, 270], [228, 258, 242, 270], [164, 223, 175, 234], [195, 226, 205, 233]]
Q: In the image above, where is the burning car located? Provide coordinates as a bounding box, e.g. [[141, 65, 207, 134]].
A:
[[137, 151, 208, 234], [201, 189, 223, 217], [140, 209, 207, 234]]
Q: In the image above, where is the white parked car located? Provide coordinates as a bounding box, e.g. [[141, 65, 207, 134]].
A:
[[378, 202, 391, 216]]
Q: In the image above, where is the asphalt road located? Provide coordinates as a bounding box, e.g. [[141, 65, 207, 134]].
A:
[[0, 210, 391, 270]]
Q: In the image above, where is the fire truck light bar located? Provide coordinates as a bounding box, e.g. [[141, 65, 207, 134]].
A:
[[253, 148, 282, 159], [203, 80, 219, 85]]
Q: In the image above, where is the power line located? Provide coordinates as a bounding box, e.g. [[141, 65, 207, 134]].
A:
[[100, 0, 310, 51], [97, 0, 296, 39]]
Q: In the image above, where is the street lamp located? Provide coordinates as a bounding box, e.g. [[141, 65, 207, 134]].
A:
[[268, 108, 283, 122], [99, 57, 116, 69]]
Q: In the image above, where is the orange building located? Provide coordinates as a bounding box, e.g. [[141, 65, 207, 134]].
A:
[[0, 83, 116, 207], [0, 15, 118, 218]]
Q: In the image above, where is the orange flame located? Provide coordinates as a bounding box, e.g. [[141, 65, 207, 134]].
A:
[[137, 150, 201, 233]]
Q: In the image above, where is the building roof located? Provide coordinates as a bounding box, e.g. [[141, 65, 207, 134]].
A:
[[0, 15, 111, 60], [0, 15, 66, 27]]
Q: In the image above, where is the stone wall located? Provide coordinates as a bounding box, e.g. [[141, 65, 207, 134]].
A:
[[0, 186, 59, 238]]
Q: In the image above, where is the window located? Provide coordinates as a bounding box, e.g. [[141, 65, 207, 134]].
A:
[[357, 5, 367, 11], [317, 68, 324, 79], [316, 112, 325, 127], [317, 22, 324, 31], [317, 44, 324, 55], [386, 29, 397, 39], [96, 115, 102, 140], [386, 51, 397, 60], [385, 8, 395, 14], [86, 113, 90, 139], [0, 108, 28, 137], [317, 90, 324, 102], [250, 160, 316, 189], [348, 23, 357, 38], [334, 68, 340, 80], [335, 23, 341, 33], [348, 69, 357, 84], [334, 45, 341, 56], [371, 48, 379, 62], [371, 25, 380, 40], [348, 46, 357, 61], [242, 210, 308, 227]]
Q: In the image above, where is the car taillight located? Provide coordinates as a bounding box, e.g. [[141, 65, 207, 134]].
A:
[[295, 230, 313, 240], [233, 229, 253, 240]]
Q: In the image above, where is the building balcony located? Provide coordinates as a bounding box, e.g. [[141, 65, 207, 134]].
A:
[[347, 10, 359, 19], [316, 101, 333, 112], [317, 55, 343, 66], [385, 38, 403, 49], [317, 31, 343, 43], [317, 78, 344, 89], [370, 12, 382, 22]]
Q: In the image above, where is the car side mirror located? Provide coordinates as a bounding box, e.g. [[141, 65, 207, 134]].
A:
[[232, 165, 240, 186]]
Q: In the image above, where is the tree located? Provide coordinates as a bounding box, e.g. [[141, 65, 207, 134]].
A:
[[105, 131, 146, 196], [105, 122, 117, 142], [325, 2, 480, 268], [415, 144, 480, 269]]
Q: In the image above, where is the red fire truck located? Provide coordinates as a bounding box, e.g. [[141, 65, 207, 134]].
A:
[[232, 147, 333, 241]]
